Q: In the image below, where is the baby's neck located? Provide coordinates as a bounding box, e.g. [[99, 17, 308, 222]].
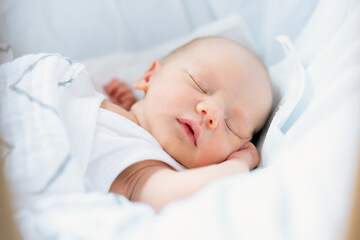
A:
[[100, 100, 140, 125]]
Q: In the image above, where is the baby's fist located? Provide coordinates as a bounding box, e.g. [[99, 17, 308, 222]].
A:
[[103, 78, 137, 111], [226, 142, 260, 171]]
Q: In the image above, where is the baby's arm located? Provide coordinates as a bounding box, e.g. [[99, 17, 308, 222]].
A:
[[103, 78, 137, 111], [110, 142, 259, 212]]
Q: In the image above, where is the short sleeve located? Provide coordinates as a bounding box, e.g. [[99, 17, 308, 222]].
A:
[[85, 108, 185, 192]]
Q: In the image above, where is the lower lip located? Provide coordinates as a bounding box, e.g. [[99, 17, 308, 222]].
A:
[[177, 119, 196, 146]]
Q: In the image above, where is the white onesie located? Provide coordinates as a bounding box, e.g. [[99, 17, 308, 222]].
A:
[[85, 108, 186, 192]]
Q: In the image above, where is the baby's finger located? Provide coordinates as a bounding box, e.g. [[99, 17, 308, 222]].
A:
[[114, 86, 132, 101], [118, 89, 136, 102], [121, 98, 137, 111], [240, 142, 251, 150], [115, 91, 136, 109], [226, 142, 257, 159], [103, 79, 121, 95], [109, 95, 121, 106]]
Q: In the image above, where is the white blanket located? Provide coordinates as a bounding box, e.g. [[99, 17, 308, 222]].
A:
[[0, 54, 105, 205]]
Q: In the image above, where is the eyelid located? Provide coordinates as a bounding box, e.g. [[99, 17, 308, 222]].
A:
[[189, 73, 206, 94], [224, 119, 234, 135], [225, 119, 250, 140]]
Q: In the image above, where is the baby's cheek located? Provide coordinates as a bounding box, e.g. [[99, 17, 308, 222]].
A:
[[200, 141, 231, 166]]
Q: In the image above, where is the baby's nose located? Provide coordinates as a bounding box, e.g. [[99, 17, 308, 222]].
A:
[[196, 100, 225, 129]]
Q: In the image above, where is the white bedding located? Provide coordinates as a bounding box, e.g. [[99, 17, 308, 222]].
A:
[[0, 54, 88, 199], [0, 0, 359, 239]]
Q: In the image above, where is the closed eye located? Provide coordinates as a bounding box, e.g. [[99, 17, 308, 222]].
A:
[[225, 119, 253, 140], [225, 119, 245, 140], [225, 120, 235, 136], [189, 73, 207, 94]]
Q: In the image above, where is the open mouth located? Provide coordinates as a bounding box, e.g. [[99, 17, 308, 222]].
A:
[[176, 118, 198, 146]]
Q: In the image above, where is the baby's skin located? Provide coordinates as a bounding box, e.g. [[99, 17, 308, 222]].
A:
[[101, 37, 272, 211]]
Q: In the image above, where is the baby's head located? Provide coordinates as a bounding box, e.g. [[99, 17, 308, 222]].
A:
[[131, 36, 272, 168]]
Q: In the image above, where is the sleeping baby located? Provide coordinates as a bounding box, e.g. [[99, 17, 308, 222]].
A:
[[86, 36, 273, 212]]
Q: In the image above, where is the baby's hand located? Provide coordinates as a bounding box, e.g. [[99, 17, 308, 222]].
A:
[[225, 142, 260, 171], [103, 78, 137, 111]]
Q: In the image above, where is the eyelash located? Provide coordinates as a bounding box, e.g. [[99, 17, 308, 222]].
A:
[[225, 120, 232, 133], [225, 119, 240, 138], [189, 74, 206, 94]]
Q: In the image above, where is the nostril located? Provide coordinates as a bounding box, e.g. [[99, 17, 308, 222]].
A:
[[209, 119, 213, 125], [201, 110, 206, 115]]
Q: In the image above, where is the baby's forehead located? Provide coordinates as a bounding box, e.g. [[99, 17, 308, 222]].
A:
[[188, 56, 254, 89], [191, 38, 254, 58], [187, 45, 260, 74]]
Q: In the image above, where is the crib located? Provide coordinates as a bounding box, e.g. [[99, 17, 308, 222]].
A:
[[0, 0, 359, 239]]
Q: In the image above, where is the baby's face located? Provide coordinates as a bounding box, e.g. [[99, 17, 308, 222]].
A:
[[133, 39, 272, 168]]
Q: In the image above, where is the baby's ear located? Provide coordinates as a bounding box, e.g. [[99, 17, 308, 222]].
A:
[[133, 60, 162, 94]]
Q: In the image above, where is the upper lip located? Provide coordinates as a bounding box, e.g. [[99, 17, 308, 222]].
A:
[[176, 118, 200, 146]]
